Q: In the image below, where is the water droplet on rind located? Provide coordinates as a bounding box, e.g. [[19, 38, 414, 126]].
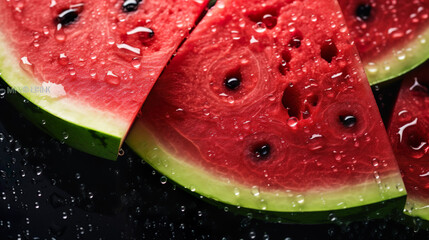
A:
[[251, 186, 260, 197], [234, 188, 240, 196]]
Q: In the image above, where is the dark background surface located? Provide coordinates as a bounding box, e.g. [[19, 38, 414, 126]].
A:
[[1, 79, 429, 240]]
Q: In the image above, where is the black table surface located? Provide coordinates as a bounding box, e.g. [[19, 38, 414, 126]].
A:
[[1, 79, 429, 240]]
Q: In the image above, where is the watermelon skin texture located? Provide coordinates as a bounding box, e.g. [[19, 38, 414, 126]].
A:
[[388, 63, 429, 221], [0, 0, 209, 159], [127, 0, 406, 222], [339, 0, 429, 85]]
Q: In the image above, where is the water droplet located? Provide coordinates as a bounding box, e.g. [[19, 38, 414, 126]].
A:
[[366, 62, 378, 74], [397, 53, 406, 61], [160, 176, 167, 184], [373, 171, 382, 186], [287, 117, 298, 128], [89, 69, 97, 79], [268, 95, 276, 101], [328, 213, 337, 222], [62, 131, 69, 140], [43, 26, 50, 35], [262, 14, 277, 29], [54, 25, 66, 42], [105, 71, 120, 85], [396, 183, 405, 192], [308, 134, 324, 150], [372, 157, 379, 167], [58, 53, 69, 66], [118, 148, 125, 156], [231, 30, 241, 40], [260, 199, 267, 210], [227, 96, 235, 104], [251, 186, 260, 197], [234, 188, 240, 196], [35, 166, 43, 176], [131, 57, 141, 69], [253, 22, 267, 33], [296, 195, 305, 204], [21, 56, 32, 66], [250, 35, 258, 44]]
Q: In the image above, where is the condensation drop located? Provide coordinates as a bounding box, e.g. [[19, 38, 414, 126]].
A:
[[160, 176, 167, 184], [251, 186, 260, 197]]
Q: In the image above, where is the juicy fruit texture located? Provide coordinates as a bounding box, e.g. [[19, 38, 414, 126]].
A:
[[339, 0, 429, 84], [0, 0, 208, 159], [127, 0, 406, 221], [388, 64, 429, 220]]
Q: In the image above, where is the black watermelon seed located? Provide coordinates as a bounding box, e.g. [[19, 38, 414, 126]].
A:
[[208, 0, 217, 9], [123, 0, 141, 12], [224, 77, 241, 90], [57, 9, 79, 26], [254, 144, 271, 159], [356, 4, 372, 21], [339, 115, 357, 128]]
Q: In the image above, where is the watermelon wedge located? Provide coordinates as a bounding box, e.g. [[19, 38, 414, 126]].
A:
[[127, 0, 406, 222], [338, 0, 429, 85], [388, 63, 429, 221], [0, 0, 208, 159]]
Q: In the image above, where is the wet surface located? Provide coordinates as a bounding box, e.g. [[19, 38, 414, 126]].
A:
[[0, 82, 429, 239]]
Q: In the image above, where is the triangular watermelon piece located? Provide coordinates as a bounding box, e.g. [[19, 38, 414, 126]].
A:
[[0, 0, 209, 159], [338, 0, 429, 84], [127, 0, 406, 222], [388, 63, 429, 221]]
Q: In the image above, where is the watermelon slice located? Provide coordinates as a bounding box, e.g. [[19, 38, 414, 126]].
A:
[[127, 0, 406, 222], [338, 0, 429, 85], [0, 0, 208, 159], [388, 64, 429, 221]]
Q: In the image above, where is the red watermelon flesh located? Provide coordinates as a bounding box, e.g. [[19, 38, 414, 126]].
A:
[[338, 0, 429, 84], [127, 0, 406, 216], [388, 64, 429, 220], [0, 0, 208, 159]]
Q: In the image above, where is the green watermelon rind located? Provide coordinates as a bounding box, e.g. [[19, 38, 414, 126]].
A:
[[0, 32, 126, 160], [404, 197, 429, 221], [127, 120, 407, 221], [365, 26, 429, 85]]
